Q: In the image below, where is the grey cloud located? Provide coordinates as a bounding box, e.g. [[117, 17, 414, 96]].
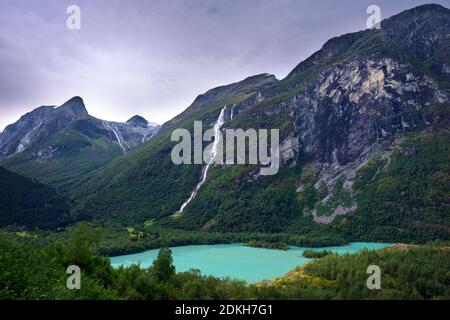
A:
[[1, 0, 449, 131]]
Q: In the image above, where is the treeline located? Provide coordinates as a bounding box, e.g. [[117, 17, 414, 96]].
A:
[[1, 224, 449, 300], [2, 223, 346, 257], [302, 250, 333, 259], [84, 225, 346, 256], [244, 241, 289, 250]]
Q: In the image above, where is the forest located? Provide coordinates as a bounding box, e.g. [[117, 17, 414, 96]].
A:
[[1, 223, 449, 300]]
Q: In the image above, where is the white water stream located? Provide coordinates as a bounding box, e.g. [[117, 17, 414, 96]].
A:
[[230, 104, 236, 120], [178, 107, 227, 213], [104, 121, 127, 154]]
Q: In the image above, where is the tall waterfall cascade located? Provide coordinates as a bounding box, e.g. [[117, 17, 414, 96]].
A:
[[178, 106, 227, 213]]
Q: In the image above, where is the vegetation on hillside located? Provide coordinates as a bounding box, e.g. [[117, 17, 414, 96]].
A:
[[0, 166, 71, 229], [326, 128, 450, 242], [68, 92, 258, 224], [163, 128, 449, 244]]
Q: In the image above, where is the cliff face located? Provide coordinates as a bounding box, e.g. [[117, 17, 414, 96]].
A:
[[228, 4, 449, 200], [292, 56, 446, 188]]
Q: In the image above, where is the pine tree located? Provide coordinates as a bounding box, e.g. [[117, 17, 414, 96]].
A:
[[151, 248, 175, 283]]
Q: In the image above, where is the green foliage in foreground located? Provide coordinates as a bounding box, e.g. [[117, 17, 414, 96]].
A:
[[1, 224, 449, 300]]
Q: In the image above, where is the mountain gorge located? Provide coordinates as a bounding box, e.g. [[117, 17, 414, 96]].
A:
[[0, 97, 159, 190]]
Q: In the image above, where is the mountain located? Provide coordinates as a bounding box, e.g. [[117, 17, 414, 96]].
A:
[[0, 97, 160, 189], [68, 73, 278, 223], [50, 5, 450, 242], [0, 166, 71, 228], [0, 97, 89, 158]]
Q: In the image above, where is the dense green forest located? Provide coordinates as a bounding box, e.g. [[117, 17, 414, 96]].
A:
[[0, 127, 448, 257], [0, 166, 71, 228], [302, 250, 333, 259], [2, 127, 446, 257], [1, 223, 449, 300]]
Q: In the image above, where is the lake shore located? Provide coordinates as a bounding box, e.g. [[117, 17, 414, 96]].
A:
[[110, 242, 392, 283]]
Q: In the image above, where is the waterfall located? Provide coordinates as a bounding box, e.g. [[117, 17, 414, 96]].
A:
[[230, 104, 236, 120], [178, 106, 227, 213], [104, 121, 127, 154]]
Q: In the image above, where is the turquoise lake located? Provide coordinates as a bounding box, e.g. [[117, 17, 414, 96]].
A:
[[110, 242, 391, 283]]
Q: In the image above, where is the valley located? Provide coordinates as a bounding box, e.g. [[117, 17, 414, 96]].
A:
[[0, 3, 449, 301]]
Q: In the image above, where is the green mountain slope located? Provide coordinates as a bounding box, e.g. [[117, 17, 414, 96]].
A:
[[159, 122, 449, 243], [0, 166, 71, 228], [68, 74, 277, 224]]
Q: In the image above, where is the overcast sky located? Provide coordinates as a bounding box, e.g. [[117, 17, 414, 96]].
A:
[[0, 0, 449, 130]]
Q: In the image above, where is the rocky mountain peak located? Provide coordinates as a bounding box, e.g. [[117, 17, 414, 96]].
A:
[[389, 3, 449, 19], [191, 73, 278, 111], [56, 96, 89, 119], [241, 73, 278, 85], [287, 3, 450, 80], [126, 115, 149, 127], [0, 97, 161, 158]]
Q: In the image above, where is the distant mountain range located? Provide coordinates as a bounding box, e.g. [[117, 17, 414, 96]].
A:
[[0, 4, 448, 243], [0, 97, 159, 189]]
